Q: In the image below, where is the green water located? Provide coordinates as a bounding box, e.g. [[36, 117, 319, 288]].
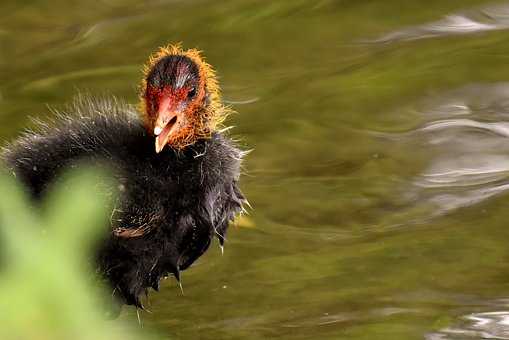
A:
[[5, 0, 509, 339]]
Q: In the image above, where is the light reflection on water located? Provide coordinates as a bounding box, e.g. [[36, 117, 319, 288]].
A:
[[6, 0, 509, 339], [427, 302, 509, 339], [383, 83, 509, 218], [372, 3, 509, 43]]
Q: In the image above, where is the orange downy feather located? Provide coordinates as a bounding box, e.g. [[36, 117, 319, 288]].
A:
[[139, 43, 231, 149]]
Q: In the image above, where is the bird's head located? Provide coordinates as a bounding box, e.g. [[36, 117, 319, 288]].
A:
[[140, 44, 227, 153]]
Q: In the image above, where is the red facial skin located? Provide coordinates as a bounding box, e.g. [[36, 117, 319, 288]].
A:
[[145, 85, 189, 124], [145, 85, 197, 152]]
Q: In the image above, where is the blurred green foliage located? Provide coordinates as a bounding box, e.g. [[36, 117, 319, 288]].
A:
[[0, 169, 161, 340], [4, 0, 509, 338]]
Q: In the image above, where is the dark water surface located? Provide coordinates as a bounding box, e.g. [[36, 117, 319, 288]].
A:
[[5, 0, 509, 339]]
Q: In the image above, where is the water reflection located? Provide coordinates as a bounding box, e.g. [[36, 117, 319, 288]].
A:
[[6, 0, 509, 339], [427, 300, 509, 339], [381, 83, 509, 217], [372, 3, 509, 43]]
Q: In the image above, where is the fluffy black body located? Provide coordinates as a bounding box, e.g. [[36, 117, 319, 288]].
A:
[[2, 96, 245, 308]]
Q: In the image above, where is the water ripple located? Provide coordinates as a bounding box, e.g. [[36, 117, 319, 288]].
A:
[[386, 83, 509, 217], [372, 3, 509, 43], [427, 310, 509, 339]]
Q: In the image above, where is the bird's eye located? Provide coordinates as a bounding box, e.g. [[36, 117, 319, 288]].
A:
[[187, 87, 196, 99], [149, 76, 160, 87]]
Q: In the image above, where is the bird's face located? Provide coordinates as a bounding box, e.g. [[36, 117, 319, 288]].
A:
[[144, 55, 207, 152]]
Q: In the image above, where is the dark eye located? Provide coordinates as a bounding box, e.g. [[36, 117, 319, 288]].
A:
[[187, 87, 196, 99], [147, 73, 160, 87]]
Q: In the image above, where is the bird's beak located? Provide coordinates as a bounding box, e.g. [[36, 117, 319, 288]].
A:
[[153, 96, 185, 153]]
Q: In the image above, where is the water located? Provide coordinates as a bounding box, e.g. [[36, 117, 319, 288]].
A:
[[4, 0, 509, 338]]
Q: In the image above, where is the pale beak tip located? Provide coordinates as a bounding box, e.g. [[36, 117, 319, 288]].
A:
[[154, 126, 162, 136], [155, 137, 163, 154]]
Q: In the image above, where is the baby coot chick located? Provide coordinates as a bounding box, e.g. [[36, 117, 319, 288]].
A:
[[2, 44, 247, 310]]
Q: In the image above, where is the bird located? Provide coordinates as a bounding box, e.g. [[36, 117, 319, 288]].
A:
[[1, 44, 248, 312]]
